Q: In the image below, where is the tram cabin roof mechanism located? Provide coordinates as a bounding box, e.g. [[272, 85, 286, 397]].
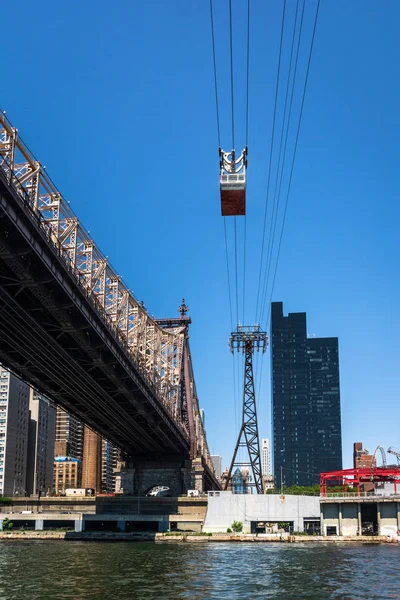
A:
[[220, 147, 247, 216]]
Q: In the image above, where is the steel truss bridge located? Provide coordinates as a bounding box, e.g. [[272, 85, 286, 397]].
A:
[[0, 113, 217, 490]]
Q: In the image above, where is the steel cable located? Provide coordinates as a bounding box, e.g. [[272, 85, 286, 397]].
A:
[[264, 0, 321, 330], [229, 0, 235, 150], [258, 0, 305, 327], [242, 0, 250, 326], [209, 0, 221, 147], [254, 0, 287, 323]]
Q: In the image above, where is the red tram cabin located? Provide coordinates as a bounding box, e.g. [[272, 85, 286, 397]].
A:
[[220, 147, 247, 217]]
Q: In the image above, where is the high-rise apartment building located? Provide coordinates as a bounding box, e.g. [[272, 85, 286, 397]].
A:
[[261, 439, 274, 491], [81, 426, 102, 492], [53, 456, 82, 494], [261, 439, 271, 477], [26, 389, 56, 496], [308, 337, 342, 476], [271, 302, 342, 488], [211, 455, 222, 479], [0, 367, 30, 496], [101, 439, 119, 493], [55, 407, 83, 460]]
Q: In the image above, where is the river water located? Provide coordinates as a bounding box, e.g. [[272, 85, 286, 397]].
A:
[[0, 541, 399, 599]]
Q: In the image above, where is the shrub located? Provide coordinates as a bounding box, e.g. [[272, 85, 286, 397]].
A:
[[226, 528, 232, 533], [0, 497, 12, 505], [231, 521, 243, 533], [2, 518, 13, 531]]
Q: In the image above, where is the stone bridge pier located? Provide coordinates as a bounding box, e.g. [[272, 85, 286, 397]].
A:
[[116, 457, 219, 496]]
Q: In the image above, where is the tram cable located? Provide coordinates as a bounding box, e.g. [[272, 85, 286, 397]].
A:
[[256, 0, 320, 400], [254, 0, 288, 394], [242, 0, 250, 326], [245, 0, 251, 148], [208, 0, 322, 488], [228, 0, 240, 330], [210, 0, 243, 431], [258, 0, 305, 328], [223, 220, 234, 331], [229, 0, 235, 151], [256, 0, 321, 409], [209, 0, 221, 147], [234, 217, 239, 325], [254, 0, 287, 324], [261, 0, 321, 331]]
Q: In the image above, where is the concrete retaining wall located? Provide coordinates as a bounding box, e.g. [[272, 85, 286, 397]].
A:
[[203, 493, 320, 533]]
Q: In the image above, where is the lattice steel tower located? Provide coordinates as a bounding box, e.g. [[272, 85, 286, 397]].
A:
[[224, 325, 267, 494]]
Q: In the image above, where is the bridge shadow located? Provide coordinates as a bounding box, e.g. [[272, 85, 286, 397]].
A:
[[95, 495, 179, 517]]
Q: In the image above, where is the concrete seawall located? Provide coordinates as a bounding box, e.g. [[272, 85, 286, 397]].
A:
[[0, 532, 399, 543]]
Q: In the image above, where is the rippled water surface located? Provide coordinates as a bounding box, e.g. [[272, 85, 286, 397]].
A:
[[0, 541, 399, 599]]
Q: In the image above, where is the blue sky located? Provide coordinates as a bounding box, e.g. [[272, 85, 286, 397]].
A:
[[2, 0, 399, 471]]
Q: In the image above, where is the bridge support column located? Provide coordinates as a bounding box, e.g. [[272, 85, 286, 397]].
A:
[[116, 457, 218, 496], [377, 502, 381, 535], [35, 520, 44, 531], [158, 518, 169, 533], [75, 520, 84, 533], [117, 520, 126, 532], [118, 459, 192, 496], [320, 507, 324, 536], [190, 458, 206, 492]]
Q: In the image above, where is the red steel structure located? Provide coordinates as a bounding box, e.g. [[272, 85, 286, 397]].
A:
[[320, 467, 400, 496]]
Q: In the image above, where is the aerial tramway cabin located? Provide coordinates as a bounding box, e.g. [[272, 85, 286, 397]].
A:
[[220, 147, 247, 216]]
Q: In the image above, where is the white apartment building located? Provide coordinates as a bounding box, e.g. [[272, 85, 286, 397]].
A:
[[262, 438, 274, 491], [26, 389, 56, 496], [0, 367, 30, 497], [262, 438, 271, 477]]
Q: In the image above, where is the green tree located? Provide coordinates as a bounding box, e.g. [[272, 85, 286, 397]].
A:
[[231, 521, 243, 533], [2, 518, 13, 531]]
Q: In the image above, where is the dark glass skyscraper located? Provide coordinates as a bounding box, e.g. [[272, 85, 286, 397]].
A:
[[271, 302, 342, 488]]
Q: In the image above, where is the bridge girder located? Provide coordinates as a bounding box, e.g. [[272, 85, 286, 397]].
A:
[[0, 112, 218, 487]]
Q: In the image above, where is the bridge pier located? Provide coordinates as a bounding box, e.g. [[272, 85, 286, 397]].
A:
[[115, 457, 216, 496], [116, 459, 191, 496]]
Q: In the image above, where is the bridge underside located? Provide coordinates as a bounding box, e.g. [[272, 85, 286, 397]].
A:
[[0, 172, 189, 458]]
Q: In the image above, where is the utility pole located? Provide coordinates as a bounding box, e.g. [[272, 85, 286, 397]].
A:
[[224, 325, 267, 494]]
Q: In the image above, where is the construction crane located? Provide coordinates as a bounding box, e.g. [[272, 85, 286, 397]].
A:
[[388, 447, 400, 466]]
